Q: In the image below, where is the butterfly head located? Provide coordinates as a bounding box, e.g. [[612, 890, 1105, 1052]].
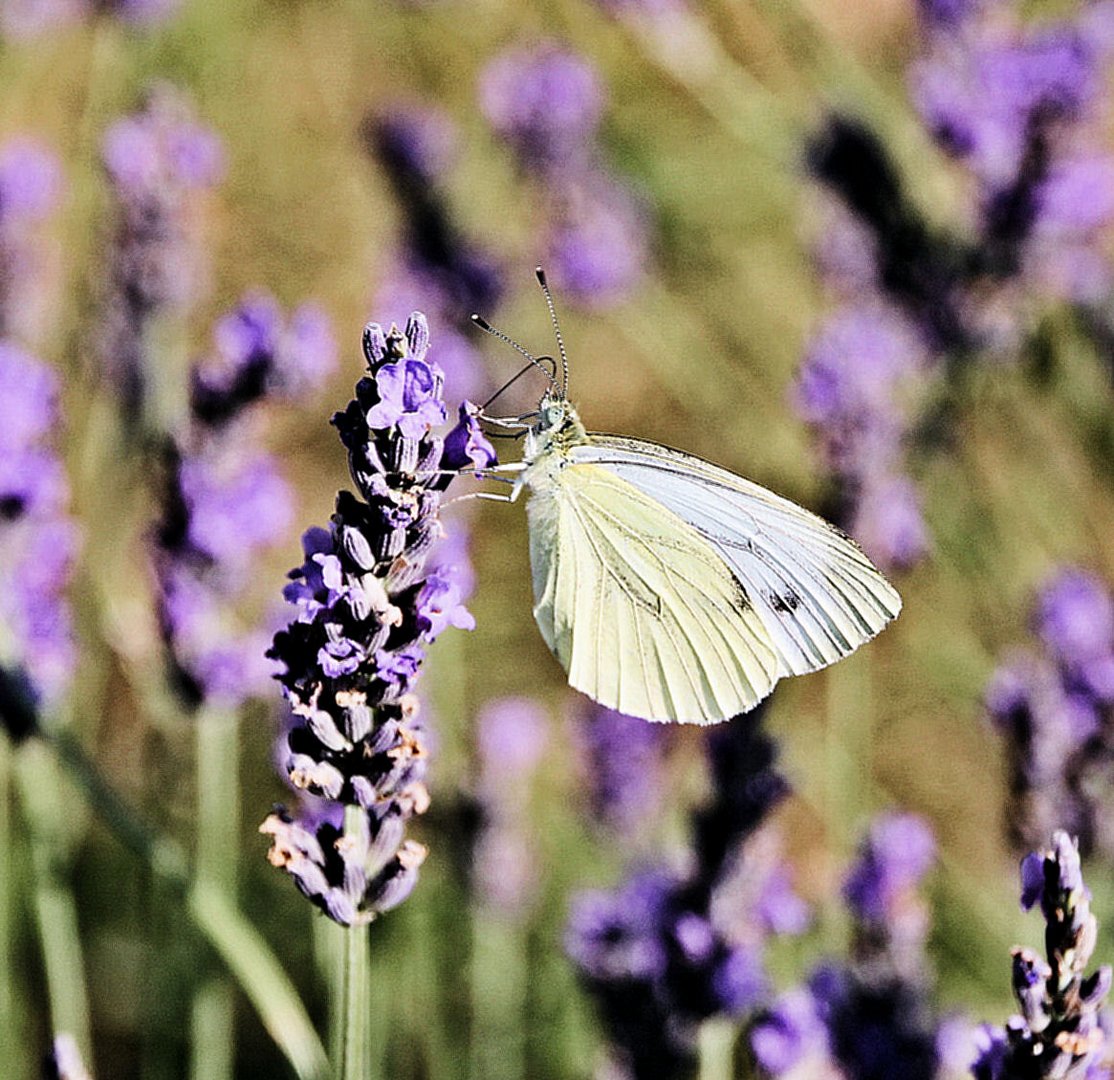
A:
[[526, 394, 587, 460]]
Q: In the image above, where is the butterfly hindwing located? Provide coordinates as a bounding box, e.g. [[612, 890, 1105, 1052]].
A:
[[526, 461, 780, 724], [570, 436, 902, 679]]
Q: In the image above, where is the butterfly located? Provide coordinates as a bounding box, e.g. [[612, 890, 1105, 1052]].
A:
[[471, 271, 901, 725]]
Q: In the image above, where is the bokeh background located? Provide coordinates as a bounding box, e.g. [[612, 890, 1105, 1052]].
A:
[[3, 0, 1114, 1076]]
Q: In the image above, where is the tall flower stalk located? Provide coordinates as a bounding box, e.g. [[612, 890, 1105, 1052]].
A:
[[152, 289, 335, 1077], [566, 708, 804, 1078], [261, 311, 492, 1073], [971, 831, 1111, 1079], [985, 568, 1114, 859], [749, 813, 953, 1080]]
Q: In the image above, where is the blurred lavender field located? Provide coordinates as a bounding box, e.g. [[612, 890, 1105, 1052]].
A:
[[5, 0, 1114, 1077]]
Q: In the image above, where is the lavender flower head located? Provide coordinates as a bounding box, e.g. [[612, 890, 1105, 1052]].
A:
[[985, 568, 1114, 857], [971, 831, 1111, 1080], [479, 43, 605, 171], [579, 702, 666, 837], [0, 343, 77, 732], [567, 709, 797, 1075], [479, 42, 650, 308], [1, 0, 181, 37], [154, 291, 337, 711], [0, 137, 63, 345], [261, 312, 494, 925], [473, 697, 549, 913], [99, 84, 224, 420]]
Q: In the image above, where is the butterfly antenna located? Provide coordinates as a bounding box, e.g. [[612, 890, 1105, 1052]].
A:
[[470, 313, 560, 395], [535, 267, 569, 397], [481, 356, 557, 411]]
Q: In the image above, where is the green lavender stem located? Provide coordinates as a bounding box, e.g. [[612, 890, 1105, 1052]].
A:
[[46, 724, 327, 1079], [14, 740, 92, 1063], [338, 808, 373, 1080], [0, 737, 17, 1079], [191, 707, 241, 1080], [469, 911, 527, 1080], [696, 1019, 736, 1080]]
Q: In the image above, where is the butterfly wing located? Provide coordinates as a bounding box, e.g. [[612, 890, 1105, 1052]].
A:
[[526, 460, 780, 724], [569, 436, 902, 678]]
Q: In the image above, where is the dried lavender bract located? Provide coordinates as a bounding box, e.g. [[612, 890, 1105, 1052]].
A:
[[262, 312, 493, 926]]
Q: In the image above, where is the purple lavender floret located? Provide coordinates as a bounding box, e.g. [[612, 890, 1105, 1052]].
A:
[[262, 312, 485, 925], [479, 42, 605, 171], [0, 138, 63, 343], [366, 107, 504, 327], [971, 832, 1111, 1080], [843, 812, 936, 923], [0, 345, 76, 722], [98, 84, 224, 423]]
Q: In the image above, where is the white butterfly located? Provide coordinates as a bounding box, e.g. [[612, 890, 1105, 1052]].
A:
[[472, 272, 901, 725]]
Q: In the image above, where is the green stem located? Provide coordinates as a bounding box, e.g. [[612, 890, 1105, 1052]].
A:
[[44, 726, 327, 1080], [191, 707, 241, 1080], [696, 1019, 736, 1080], [14, 741, 92, 1062], [0, 737, 16, 1078], [190, 980, 235, 1080], [338, 809, 372, 1080], [469, 910, 526, 1080], [190, 882, 329, 1080]]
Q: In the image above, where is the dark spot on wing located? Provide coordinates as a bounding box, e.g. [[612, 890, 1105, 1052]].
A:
[[769, 590, 801, 614]]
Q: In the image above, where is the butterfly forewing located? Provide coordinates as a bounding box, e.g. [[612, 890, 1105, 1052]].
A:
[[569, 436, 902, 679], [526, 461, 780, 724]]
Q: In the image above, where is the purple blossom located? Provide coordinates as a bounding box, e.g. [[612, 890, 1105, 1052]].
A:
[[568, 709, 792, 1072], [441, 401, 497, 473], [192, 291, 338, 423], [750, 988, 831, 1075], [374, 105, 458, 183], [986, 569, 1114, 858], [0, 139, 63, 342], [1, 0, 180, 34], [99, 85, 224, 421], [178, 447, 294, 566], [0, 345, 76, 711], [1035, 569, 1114, 670], [473, 697, 548, 912], [579, 702, 666, 836], [366, 356, 448, 438], [972, 832, 1111, 1079], [0, 139, 61, 221], [479, 43, 605, 170], [154, 293, 333, 709], [263, 312, 479, 925], [546, 170, 649, 306], [849, 474, 930, 571], [0, 341, 57, 451], [843, 812, 936, 923]]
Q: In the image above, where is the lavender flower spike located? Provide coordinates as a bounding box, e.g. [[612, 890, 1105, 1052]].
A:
[[262, 312, 485, 925], [972, 831, 1111, 1079]]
